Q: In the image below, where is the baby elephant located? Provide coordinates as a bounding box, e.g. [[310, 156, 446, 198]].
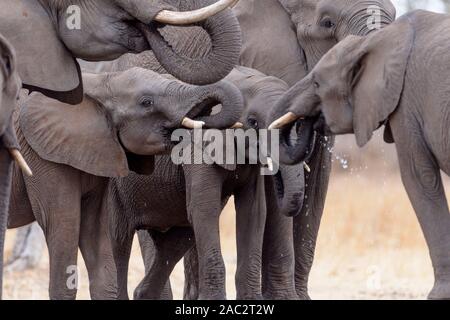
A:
[[8, 67, 243, 300], [270, 10, 450, 299], [104, 66, 304, 300]]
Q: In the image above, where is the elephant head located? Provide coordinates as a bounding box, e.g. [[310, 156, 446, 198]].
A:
[[236, 0, 396, 165], [20, 67, 244, 177], [270, 16, 414, 148], [235, 0, 396, 85], [227, 66, 306, 217], [0, 0, 241, 105]]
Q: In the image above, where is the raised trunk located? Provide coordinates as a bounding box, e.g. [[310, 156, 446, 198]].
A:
[[143, 0, 241, 85], [278, 118, 316, 165], [174, 79, 243, 129], [0, 147, 13, 299], [186, 80, 243, 129]]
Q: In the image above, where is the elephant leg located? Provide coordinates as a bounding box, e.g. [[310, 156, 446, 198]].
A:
[[395, 132, 450, 299], [185, 166, 226, 300], [25, 163, 82, 300], [234, 173, 266, 300], [79, 192, 118, 300], [0, 148, 13, 299], [134, 227, 195, 300], [183, 246, 200, 300], [109, 223, 133, 300], [135, 230, 173, 300], [294, 135, 334, 299], [261, 184, 297, 300]]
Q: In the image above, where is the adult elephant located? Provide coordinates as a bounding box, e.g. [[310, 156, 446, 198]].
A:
[[0, 34, 30, 299], [270, 11, 450, 299], [233, 0, 396, 299], [0, 0, 241, 105], [7, 67, 243, 300]]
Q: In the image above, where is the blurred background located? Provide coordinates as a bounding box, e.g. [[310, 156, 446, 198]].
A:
[[3, 0, 450, 299]]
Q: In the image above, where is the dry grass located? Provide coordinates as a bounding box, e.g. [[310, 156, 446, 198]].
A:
[[3, 145, 449, 299]]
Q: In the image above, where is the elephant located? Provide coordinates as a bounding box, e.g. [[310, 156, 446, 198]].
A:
[[7, 67, 243, 300], [100, 66, 304, 300], [232, 0, 397, 298], [269, 10, 450, 299], [0, 33, 28, 299], [0, 0, 241, 105]]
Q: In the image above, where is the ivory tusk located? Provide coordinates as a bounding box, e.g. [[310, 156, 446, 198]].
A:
[[182, 117, 205, 129], [303, 162, 311, 173], [230, 122, 244, 129], [9, 149, 33, 177], [267, 157, 274, 172], [268, 112, 300, 130], [154, 0, 239, 25]]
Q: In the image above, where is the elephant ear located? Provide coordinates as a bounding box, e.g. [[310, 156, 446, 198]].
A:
[[234, 0, 307, 86], [20, 93, 129, 177], [0, 34, 21, 135], [0, 0, 82, 105], [349, 17, 414, 147]]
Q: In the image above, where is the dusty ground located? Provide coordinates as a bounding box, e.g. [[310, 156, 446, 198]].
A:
[[3, 134, 449, 299]]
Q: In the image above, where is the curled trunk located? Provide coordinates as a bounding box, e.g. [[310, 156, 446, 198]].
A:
[[175, 80, 244, 129], [278, 118, 316, 166], [143, 0, 241, 85]]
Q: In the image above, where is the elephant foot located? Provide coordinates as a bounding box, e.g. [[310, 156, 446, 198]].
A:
[[236, 292, 264, 300], [428, 281, 450, 300], [198, 293, 227, 300], [296, 290, 311, 300], [263, 290, 299, 300]]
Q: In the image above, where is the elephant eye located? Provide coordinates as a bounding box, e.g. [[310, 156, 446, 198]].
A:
[[140, 97, 154, 109], [320, 18, 335, 29], [314, 81, 320, 89], [248, 118, 259, 129]]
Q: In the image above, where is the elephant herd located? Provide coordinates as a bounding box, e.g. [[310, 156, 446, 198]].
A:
[[0, 0, 449, 300]]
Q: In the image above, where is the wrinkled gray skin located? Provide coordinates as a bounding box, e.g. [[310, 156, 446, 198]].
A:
[[0, 0, 241, 104], [7, 68, 243, 300], [0, 34, 21, 299], [272, 11, 450, 299], [234, 0, 396, 299], [100, 66, 303, 300]]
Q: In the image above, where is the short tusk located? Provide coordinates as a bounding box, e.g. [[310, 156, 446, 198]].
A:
[[267, 157, 274, 172], [154, 0, 239, 25], [9, 149, 33, 177], [182, 117, 205, 129], [303, 162, 311, 173], [231, 122, 244, 129], [268, 112, 300, 130]]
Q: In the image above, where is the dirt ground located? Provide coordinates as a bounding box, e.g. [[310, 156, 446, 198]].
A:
[[4, 167, 446, 299]]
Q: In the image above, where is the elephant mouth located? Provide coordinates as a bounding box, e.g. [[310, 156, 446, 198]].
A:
[[162, 98, 222, 146]]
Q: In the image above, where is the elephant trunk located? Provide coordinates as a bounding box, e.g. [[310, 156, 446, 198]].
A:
[[273, 164, 305, 218], [270, 75, 318, 165], [0, 147, 13, 299], [180, 80, 244, 129], [143, 0, 241, 85]]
